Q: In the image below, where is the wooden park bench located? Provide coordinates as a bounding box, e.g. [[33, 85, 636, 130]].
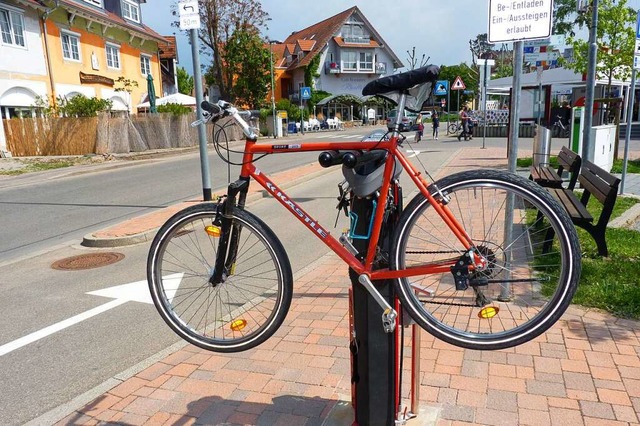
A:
[[530, 146, 582, 190], [545, 160, 620, 256]]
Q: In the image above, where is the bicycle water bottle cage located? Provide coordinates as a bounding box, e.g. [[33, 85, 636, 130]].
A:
[[348, 200, 377, 240]]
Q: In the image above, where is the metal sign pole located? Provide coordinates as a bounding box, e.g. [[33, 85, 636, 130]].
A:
[[179, 0, 211, 201], [582, 0, 599, 162], [622, 68, 636, 194], [190, 29, 212, 201]]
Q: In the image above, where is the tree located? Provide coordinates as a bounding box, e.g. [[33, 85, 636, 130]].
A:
[[553, 0, 590, 38], [114, 77, 139, 112], [492, 44, 514, 79], [406, 47, 429, 70], [562, 0, 635, 95], [437, 63, 478, 112], [222, 27, 271, 108], [176, 67, 194, 95], [469, 33, 493, 67], [175, 0, 269, 101]]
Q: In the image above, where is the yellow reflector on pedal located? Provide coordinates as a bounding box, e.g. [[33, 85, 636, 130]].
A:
[[230, 319, 247, 331], [478, 306, 499, 319], [205, 225, 221, 237]]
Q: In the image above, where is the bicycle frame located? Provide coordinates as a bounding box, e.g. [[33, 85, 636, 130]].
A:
[[234, 134, 476, 281]]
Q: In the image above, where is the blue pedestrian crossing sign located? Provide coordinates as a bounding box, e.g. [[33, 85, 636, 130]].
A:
[[301, 86, 311, 100], [434, 80, 448, 96]]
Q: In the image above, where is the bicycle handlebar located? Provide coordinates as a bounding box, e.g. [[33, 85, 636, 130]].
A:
[[200, 100, 259, 140]]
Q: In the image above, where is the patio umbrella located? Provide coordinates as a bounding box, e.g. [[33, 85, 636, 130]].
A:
[[147, 73, 157, 113]]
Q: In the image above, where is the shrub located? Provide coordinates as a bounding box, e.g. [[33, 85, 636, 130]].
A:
[[156, 103, 192, 115]]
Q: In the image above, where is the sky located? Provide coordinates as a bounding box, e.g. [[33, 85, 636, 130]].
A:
[[141, 0, 640, 76]]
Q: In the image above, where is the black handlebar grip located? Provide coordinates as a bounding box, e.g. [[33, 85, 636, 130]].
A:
[[342, 150, 387, 169], [201, 101, 221, 115], [342, 152, 358, 169], [318, 150, 344, 168]]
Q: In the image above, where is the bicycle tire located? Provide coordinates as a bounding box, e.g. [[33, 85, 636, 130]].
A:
[[390, 170, 580, 350], [147, 203, 293, 353], [447, 123, 458, 134]]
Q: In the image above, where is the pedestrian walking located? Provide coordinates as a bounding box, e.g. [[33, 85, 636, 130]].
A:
[[414, 113, 424, 142], [458, 106, 470, 141], [432, 111, 440, 140]]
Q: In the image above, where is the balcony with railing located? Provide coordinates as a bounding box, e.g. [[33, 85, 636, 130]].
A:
[[324, 61, 388, 75]]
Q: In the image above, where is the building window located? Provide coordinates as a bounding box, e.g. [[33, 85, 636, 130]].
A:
[[0, 7, 26, 47], [359, 52, 373, 71], [342, 21, 368, 44], [140, 54, 151, 76], [343, 51, 357, 71], [83, 0, 103, 7], [61, 31, 81, 61], [121, 0, 140, 23], [106, 43, 120, 69]]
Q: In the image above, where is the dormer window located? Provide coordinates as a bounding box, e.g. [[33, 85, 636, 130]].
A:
[[342, 21, 369, 44], [83, 0, 103, 7], [121, 0, 140, 23]]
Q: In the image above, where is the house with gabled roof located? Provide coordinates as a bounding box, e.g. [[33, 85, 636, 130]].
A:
[[271, 6, 403, 104]]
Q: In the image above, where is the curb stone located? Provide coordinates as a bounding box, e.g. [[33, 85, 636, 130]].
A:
[[81, 162, 330, 248]]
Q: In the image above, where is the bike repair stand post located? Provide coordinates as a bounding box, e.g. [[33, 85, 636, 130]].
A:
[[347, 197, 423, 426]]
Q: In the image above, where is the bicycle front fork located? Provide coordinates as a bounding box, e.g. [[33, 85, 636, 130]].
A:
[[209, 178, 249, 285]]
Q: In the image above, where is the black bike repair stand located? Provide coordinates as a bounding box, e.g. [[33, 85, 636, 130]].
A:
[[345, 197, 424, 426]]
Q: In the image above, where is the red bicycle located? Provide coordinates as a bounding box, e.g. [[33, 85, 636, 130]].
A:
[[147, 66, 580, 353]]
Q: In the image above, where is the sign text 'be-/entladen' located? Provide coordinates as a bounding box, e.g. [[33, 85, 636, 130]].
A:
[[488, 0, 553, 43]]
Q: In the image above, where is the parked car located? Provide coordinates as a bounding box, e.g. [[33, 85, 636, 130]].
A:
[[419, 110, 433, 119], [361, 129, 390, 142], [386, 109, 418, 132]]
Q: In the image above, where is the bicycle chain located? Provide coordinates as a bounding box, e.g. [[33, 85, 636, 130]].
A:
[[406, 250, 460, 255], [418, 299, 476, 308]]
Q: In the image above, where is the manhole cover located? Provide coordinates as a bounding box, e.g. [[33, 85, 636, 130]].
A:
[[52, 252, 125, 271]]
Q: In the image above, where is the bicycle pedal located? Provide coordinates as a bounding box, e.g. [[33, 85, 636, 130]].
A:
[[382, 308, 397, 333]]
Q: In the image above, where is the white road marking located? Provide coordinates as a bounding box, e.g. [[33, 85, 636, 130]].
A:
[[0, 274, 182, 357]]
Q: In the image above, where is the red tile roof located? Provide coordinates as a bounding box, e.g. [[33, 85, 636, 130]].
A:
[[57, 0, 166, 44], [158, 36, 177, 60], [270, 43, 288, 68], [333, 37, 380, 48], [296, 39, 316, 52]]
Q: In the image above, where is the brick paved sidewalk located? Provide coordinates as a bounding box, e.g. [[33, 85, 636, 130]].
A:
[[53, 147, 640, 426]]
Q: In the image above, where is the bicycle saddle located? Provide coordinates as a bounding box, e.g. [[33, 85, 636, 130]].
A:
[[363, 65, 439, 112], [362, 65, 440, 96]]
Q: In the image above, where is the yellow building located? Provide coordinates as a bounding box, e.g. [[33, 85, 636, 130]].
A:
[[1, 0, 165, 117]]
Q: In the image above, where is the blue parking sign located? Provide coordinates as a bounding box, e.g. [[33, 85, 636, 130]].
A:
[[434, 80, 448, 96], [301, 86, 311, 100]]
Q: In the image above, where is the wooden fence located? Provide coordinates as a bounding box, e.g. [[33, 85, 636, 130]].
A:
[[4, 117, 97, 156], [2, 113, 246, 157]]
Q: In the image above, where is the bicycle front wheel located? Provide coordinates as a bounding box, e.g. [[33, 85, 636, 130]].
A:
[[447, 123, 458, 134], [391, 170, 580, 350], [147, 203, 293, 353]]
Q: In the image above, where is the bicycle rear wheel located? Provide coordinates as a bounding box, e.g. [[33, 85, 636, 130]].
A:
[[391, 170, 580, 350], [447, 123, 458, 134], [147, 203, 293, 353]]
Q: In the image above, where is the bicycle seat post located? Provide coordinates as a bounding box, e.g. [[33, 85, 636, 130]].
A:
[[392, 92, 409, 134]]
